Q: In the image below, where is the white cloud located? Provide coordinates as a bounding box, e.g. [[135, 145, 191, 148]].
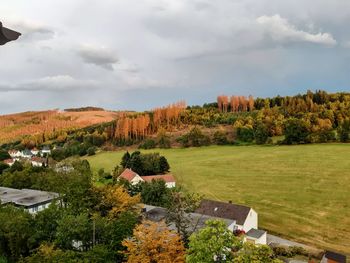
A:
[[3, 17, 55, 41], [256, 14, 337, 46]]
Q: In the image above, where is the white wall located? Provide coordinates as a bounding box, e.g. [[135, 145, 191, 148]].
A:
[[242, 209, 258, 232], [165, 182, 176, 188], [27, 202, 50, 214], [131, 175, 144, 185]]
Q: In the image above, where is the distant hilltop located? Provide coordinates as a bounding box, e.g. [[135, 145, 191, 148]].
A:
[[64, 106, 105, 112]]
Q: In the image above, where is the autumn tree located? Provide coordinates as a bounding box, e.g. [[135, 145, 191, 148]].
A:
[[95, 185, 141, 219], [122, 220, 185, 263]]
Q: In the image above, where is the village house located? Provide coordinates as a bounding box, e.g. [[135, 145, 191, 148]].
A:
[[3, 158, 15, 166], [31, 147, 39, 156], [143, 204, 237, 233], [195, 199, 266, 245], [41, 146, 51, 156], [321, 251, 346, 263], [8, 150, 21, 158], [0, 187, 59, 214], [118, 168, 176, 188], [30, 156, 46, 167], [195, 199, 258, 232], [244, 228, 267, 245], [21, 149, 33, 159]]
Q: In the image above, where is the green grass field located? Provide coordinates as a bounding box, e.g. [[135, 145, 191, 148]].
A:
[[85, 144, 350, 254]]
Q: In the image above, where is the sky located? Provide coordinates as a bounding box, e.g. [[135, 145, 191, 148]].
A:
[[1, 0, 350, 114]]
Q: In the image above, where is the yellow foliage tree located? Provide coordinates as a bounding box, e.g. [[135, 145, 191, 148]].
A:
[[122, 220, 186, 263], [99, 185, 141, 219]]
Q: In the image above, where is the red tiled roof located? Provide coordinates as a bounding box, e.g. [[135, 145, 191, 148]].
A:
[[119, 168, 138, 182], [141, 174, 176, 183], [8, 150, 18, 154], [3, 159, 14, 164], [31, 157, 45, 162]]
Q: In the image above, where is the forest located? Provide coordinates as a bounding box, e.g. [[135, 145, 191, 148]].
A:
[[1, 90, 350, 157]]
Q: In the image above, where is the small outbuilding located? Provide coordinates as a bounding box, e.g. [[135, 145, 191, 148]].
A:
[[321, 251, 346, 263]]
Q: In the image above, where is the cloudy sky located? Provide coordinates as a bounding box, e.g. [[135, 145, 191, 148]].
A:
[[1, 0, 350, 114]]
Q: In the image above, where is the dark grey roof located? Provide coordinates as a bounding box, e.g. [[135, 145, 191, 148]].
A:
[[195, 199, 252, 225], [144, 205, 235, 234], [324, 251, 346, 263], [246, 228, 266, 239], [0, 187, 59, 208], [22, 149, 33, 156]]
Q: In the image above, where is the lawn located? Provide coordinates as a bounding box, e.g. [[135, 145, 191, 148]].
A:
[[85, 144, 350, 255]]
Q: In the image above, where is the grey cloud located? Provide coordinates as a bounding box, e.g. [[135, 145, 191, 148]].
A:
[[0, 75, 98, 92], [77, 45, 118, 70]]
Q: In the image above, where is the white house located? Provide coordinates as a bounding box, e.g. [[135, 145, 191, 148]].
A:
[[140, 174, 176, 188], [0, 187, 59, 214], [144, 204, 237, 234], [195, 199, 258, 233], [245, 228, 267, 245], [118, 168, 176, 188], [41, 146, 51, 156], [30, 157, 46, 167], [31, 148, 39, 156], [22, 149, 33, 159], [8, 150, 21, 158], [118, 168, 145, 185]]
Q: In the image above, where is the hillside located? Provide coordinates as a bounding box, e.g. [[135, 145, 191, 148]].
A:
[[0, 109, 120, 144]]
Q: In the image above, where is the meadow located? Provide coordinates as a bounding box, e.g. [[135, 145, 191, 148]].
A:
[[85, 144, 350, 254]]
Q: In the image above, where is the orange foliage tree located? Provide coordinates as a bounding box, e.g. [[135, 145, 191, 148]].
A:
[[122, 220, 185, 263], [115, 101, 186, 141], [218, 95, 254, 113]]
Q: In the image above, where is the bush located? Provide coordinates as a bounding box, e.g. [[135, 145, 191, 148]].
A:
[[139, 139, 156, 149], [284, 118, 310, 144], [213, 131, 229, 145], [177, 127, 210, 147], [87, 147, 96, 156], [236, 126, 254, 142], [254, 123, 269, 144]]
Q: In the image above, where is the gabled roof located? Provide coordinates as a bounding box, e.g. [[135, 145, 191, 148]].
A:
[[3, 159, 14, 164], [141, 174, 176, 183], [119, 168, 139, 182], [324, 251, 346, 263], [195, 199, 252, 225], [246, 228, 266, 239], [31, 157, 45, 163]]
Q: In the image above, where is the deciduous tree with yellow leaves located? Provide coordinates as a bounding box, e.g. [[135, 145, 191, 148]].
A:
[[122, 220, 186, 263]]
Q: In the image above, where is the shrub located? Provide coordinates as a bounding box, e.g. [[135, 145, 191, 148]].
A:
[[87, 147, 96, 156], [139, 139, 156, 149], [213, 131, 229, 145], [236, 126, 254, 142], [177, 127, 211, 147]]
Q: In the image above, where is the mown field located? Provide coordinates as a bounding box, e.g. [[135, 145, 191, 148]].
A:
[[85, 144, 350, 255]]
